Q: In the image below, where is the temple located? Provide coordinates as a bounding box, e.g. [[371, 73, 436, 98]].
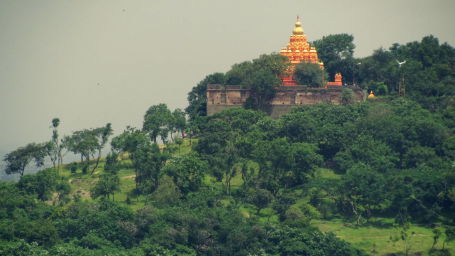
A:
[[280, 17, 342, 87], [206, 17, 365, 118]]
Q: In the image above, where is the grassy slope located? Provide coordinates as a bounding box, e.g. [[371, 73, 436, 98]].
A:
[[312, 168, 454, 256], [313, 219, 452, 256], [59, 139, 454, 256]]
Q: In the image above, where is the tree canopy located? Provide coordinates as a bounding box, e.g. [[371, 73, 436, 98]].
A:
[[4, 143, 46, 177], [294, 62, 327, 87]]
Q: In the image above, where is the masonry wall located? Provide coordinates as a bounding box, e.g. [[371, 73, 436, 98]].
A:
[[207, 85, 366, 118]]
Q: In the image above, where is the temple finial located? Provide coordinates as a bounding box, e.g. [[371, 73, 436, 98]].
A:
[[293, 16, 304, 35]]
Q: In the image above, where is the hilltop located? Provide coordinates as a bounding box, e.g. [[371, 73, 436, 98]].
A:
[[1, 33, 454, 255]]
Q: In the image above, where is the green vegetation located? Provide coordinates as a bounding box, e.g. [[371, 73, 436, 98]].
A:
[[2, 34, 455, 255], [312, 33, 355, 83], [186, 53, 289, 117], [294, 62, 327, 87], [313, 218, 448, 256]]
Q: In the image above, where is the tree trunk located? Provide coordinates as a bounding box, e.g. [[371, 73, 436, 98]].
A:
[[228, 177, 231, 195], [154, 177, 159, 191], [225, 173, 232, 195], [134, 169, 139, 190], [91, 148, 102, 175], [58, 151, 64, 167], [349, 200, 361, 225]]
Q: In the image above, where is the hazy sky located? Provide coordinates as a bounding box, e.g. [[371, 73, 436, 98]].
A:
[[1, 0, 454, 154]]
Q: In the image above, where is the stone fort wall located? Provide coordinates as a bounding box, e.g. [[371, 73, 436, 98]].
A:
[[207, 85, 366, 118]]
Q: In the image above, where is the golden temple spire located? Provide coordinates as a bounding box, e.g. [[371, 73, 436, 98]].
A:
[[293, 16, 304, 35], [368, 91, 375, 99]]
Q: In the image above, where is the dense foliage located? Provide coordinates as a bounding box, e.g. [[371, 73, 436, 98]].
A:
[[293, 62, 327, 87], [186, 54, 288, 118]]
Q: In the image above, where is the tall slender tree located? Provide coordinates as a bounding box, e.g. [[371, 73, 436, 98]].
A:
[[44, 118, 61, 170], [91, 123, 113, 174]]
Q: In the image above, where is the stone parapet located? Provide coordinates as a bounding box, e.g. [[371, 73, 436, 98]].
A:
[[207, 85, 365, 118]]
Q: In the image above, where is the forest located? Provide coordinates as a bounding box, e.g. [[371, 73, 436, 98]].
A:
[[1, 35, 454, 256]]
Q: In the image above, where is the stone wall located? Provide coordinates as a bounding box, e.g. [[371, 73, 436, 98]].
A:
[[207, 84, 366, 118]]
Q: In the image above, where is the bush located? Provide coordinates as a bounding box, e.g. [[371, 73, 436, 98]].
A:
[[69, 162, 78, 174], [81, 163, 89, 174]]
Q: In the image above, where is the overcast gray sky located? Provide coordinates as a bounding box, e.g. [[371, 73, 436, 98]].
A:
[[1, 0, 454, 155]]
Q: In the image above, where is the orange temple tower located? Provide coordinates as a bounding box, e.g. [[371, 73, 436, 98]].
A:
[[280, 17, 341, 87]]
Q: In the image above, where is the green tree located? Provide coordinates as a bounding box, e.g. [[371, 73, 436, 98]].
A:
[[46, 118, 60, 169], [149, 175, 182, 206], [65, 129, 98, 163], [132, 143, 169, 192], [143, 104, 174, 144], [252, 138, 322, 192], [357, 35, 455, 109], [245, 69, 280, 110], [293, 62, 327, 87], [17, 169, 59, 201], [334, 135, 398, 173], [239, 54, 289, 110], [111, 126, 149, 155], [186, 72, 225, 121], [313, 34, 356, 83], [186, 54, 288, 113], [248, 188, 274, 214], [91, 123, 113, 174], [111, 127, 156, 190], [339, 163, 387, 225], [55, 200, 135, 248], [3, 143, 46, 177], [172, 108, 186, 140], [64, 124, 112, 174], [104, 152, 119, 173], [289, 142, 323, 185], [91, 173, 120, 200], [58, 135, 71, 167], [164, 152, 207, 195], [279, 103, 367, 159]]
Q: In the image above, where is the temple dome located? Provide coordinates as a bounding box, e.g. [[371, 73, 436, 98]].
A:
[[293, 18, 304, 35]]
